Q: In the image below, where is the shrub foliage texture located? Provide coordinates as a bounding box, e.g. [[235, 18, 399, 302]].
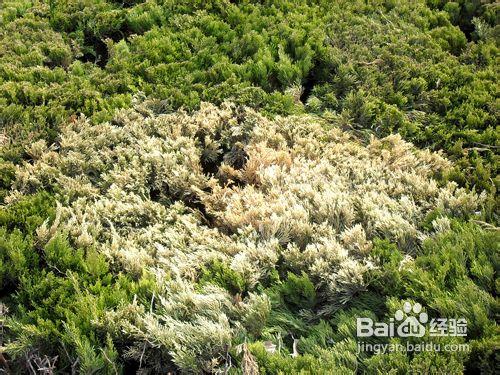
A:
[[0, 0, 498, 373]]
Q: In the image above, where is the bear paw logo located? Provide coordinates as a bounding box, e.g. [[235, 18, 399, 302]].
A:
[[395, 302, 428, 337]]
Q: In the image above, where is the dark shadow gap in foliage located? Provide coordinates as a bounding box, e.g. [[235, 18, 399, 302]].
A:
[[182, 191, 216, 228], [200, 151, 225, 176], [460, 23, 475, 41], [79, 32, 110, 68], [112, 0, 142, 8], [79, 26, 132, 67], [122, 358, 140, 374], [300, 71, 315, 104], [300, 61, 331, 104]]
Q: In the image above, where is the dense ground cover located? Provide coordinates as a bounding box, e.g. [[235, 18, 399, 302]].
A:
[[0, 0, 498, 373]]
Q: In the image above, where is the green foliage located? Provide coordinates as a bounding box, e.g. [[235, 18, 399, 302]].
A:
[[427, 0, 499, 39], [369, 239, 405, 296], [0, 160, 16, 202], [246, 222, 498, 374], [0, 191, 55, 232], [0, 227, 34, 290], [0, 0, 498, 373], [199, 259, 248, 295], [1, 0, 497, 206], [251, 221, 498, 374], [402, 222, 498, 342], [0, 192, 138, 372], [0, 192, 55, 289], [278, 272, 316, 310], [365, 221, 499, 373], [248, 341, 346, 375]]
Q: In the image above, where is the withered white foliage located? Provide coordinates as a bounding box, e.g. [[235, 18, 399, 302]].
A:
[[10, 101, 483, 371]]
